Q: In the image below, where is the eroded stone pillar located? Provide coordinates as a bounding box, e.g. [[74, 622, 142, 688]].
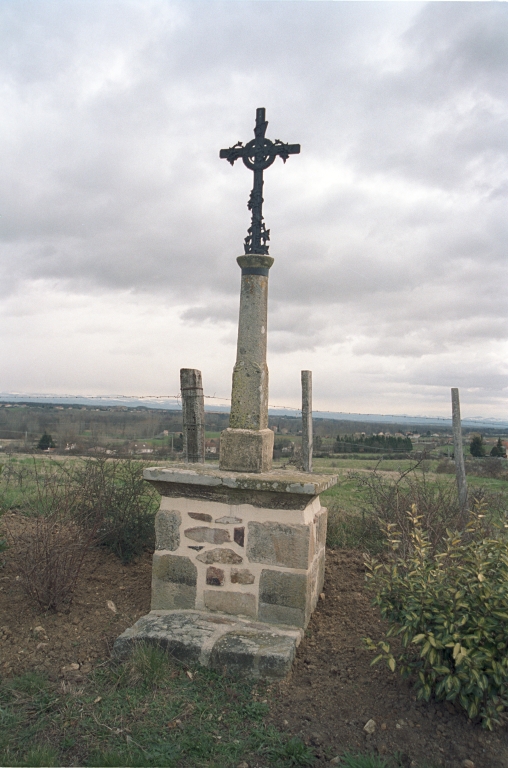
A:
[[181, 368, 205, 463], [220, 254, 274, 472], [301, 371, 313, 472]]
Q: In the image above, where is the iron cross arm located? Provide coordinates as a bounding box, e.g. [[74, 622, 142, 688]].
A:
[[219, 108, 300, 255], [219, 140, 300, 169]]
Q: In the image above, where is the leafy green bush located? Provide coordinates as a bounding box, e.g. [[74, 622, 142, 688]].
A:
[[365, 506, 508, 729]]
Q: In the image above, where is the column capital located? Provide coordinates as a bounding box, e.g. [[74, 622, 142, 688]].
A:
[[237, 254, 274, 274]]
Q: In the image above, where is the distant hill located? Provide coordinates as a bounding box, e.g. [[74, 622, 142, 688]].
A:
[[1, 393, 506, 430]]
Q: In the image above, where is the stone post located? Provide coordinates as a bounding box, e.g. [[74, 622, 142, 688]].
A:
[[180, 368, 205, 463], [301, 371, 313, 472], [451, 387, 468, 516], [220, 254, 274, 472]]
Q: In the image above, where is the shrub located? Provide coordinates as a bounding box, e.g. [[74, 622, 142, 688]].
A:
[[72, 458, 158, 563], [326, 504, 385, 553], [5, 465, 102, 610], [350, 463, 469, 555], [4, 457, 159, 608], [365, 507, 508, 729]]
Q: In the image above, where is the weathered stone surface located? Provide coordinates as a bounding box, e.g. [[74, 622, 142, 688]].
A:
[[145, 464, 336, 510], [204, 590, 256, 618], [206, 567, 225, 587], [181, 368, 205, 463], [231, 568, 255, 585], [259, 570, 309, 628], [153, 553, 197, 585], [219, 428, 274, 473], [227, 254, 274, 435], [315, 507, 327, 549], [188, 512, 213, 522], [155, 510, 181, 551], [209, 629, 297, 679], [234, 527, 245, 547], [188, 545, 204, 551], [113, 611, 219, 664], [113, 610, 302, 679], [247, 521, 311, 569], [151, 554, 197, 610], [196, 548, 243, 565], [184, 527, 230, 544], [215, 516, 243, 524]]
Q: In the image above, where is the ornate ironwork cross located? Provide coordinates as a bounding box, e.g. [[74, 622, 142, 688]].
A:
[[220, 108, 300, 255]]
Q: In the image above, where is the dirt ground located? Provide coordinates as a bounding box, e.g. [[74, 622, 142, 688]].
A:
[[1, 512, 507, 768]]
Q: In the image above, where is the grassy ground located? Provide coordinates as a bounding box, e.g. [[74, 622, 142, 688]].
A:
[[1, 453, 505, 767], [0, 648, 433, 768], [0, 646, 317, 768]]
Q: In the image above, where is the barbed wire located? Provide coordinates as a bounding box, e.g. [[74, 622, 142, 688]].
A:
[[0, 391, 505, 425]]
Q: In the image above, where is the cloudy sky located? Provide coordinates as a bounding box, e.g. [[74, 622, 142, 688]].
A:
[[1, 1, 507, 418]]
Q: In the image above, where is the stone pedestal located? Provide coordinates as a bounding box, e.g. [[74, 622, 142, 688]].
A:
[[219, 254, 275, 474], [113, 463, 337, 678]]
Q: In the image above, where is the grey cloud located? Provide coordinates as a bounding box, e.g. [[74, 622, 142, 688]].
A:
[[0, 1, 506, 413]]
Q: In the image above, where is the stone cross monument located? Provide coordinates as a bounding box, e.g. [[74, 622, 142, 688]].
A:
[[114, 109, 337, 680], [219, 108, 300, 473]]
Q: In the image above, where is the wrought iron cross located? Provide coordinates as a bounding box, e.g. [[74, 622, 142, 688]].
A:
[[220, 108, 300, 255]]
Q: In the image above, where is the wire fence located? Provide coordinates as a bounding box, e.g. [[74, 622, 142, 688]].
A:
[[0, 391, 504, 426]]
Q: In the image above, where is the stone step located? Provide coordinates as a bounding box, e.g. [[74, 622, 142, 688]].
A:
[[113, 609, 303, 679]]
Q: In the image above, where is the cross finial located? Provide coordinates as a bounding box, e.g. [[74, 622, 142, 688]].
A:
[[220, 108, 300, 254]]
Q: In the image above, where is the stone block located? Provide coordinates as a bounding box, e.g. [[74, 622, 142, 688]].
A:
[[209, 630, 297, 679], [315, 507, 327, 550], [155, 510, 181, 551], [206, 567, 225, 586], [215, 516, 242, 524], [189, 512, 212, 522], [114, 610, 302, 680], [184, 527, 230, 544], [230, 568, 255, 585], [196, 548, 243, 564], [219, 428, 274, 473], [204, 590, 256, 618], [234, 527, 245, 547], [258, 569, 309, 628], [247, 521, 311, 569], [151, 553, 197, 610]]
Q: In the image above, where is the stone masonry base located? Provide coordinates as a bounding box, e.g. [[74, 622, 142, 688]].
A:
[[112, 610, 303, 679], [114, 464, 336, 678]]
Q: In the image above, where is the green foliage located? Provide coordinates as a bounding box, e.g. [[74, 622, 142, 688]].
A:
[[469, 434, 485, 457], [37, 433, 55, 450], [7, 745, 60, 767], [365, 506, 508, 729], [335, 434, 412, 454], [490, 438, 507, 458], [265, 736, 315, 766]]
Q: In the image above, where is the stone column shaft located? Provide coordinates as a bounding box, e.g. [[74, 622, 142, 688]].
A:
[[220, 254, 274, 472], [301, 371, 313, 473], [181, 368, 205, 463]]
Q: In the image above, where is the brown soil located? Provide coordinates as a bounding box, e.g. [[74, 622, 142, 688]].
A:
[[0, 511, 152, 682], [1, 512, 507, 767], [269, 549, 508, 768]]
